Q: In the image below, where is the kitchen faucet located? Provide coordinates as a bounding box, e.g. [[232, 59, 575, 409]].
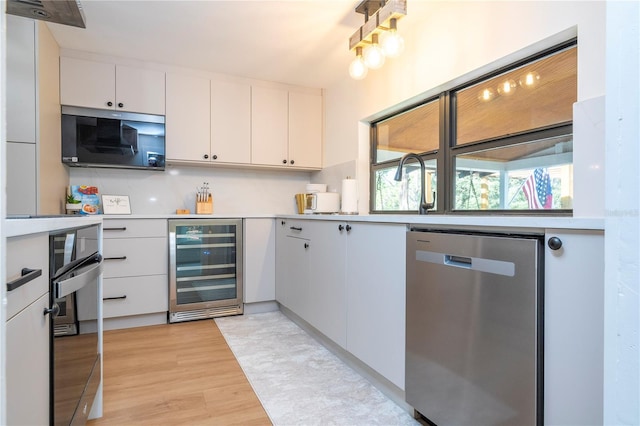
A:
[[394, 153, 435, 214]]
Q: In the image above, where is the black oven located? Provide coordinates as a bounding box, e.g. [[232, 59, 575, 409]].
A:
[[49, 224, 102, 426]]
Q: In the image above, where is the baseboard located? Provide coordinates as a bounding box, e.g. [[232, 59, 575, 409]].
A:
[[103, 312, 167, 330], [243, 301, 279, 314]]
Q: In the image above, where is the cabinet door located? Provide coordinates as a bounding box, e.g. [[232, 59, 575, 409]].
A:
[[6, 15, 36, 144], [306, 221, 347, 347], [275, 219, 289, 305], [283, 235, 310, 320], [544, 229, 604, 425], [165, 72, 211, 162], [288, 91, 322, 169], [346, 222, 407, 389], [115, 65, 165, 115], [251, 85, 288, 166], [60, 56, 116, 110], [244, 219, 276, 303], [211, 79, 251, 164], [6, 292, 50, 426], [6, 142, 37, 216]]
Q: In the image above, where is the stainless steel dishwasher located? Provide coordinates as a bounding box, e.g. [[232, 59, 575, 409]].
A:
[[406, 229, 543, 426]]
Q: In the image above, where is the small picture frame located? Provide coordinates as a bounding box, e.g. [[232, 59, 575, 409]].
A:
[[101, 195, 132, 215]]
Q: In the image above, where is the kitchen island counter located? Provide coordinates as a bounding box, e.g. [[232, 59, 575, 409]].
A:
[[5, 215, 103, 237]]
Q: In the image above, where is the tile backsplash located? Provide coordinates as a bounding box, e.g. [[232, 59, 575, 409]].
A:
[[70, 165, 312, 215]]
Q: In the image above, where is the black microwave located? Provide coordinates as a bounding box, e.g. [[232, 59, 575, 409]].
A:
[[61, 106, 166, 170]]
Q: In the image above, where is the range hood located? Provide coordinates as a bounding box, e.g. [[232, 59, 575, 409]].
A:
[[6, 0, 86, 28]]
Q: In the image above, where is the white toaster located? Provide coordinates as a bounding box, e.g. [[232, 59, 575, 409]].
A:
[[304, 192, 341, 214]]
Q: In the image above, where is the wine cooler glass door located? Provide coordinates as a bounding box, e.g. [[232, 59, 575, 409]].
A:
[[169, 219, 243, 322]]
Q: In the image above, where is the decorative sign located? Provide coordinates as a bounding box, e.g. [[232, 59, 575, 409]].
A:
[[101, 195, 132, 215]]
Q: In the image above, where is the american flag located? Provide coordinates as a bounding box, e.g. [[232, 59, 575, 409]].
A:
[[522, 168, 553, 209]]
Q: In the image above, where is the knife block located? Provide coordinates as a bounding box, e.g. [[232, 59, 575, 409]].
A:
[[196, 195, 213, 214]]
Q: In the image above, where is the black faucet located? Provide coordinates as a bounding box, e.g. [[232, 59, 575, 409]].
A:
[[394, 153, 435, 214]]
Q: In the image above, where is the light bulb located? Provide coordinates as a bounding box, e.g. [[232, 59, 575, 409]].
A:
[[497, 79, 517, 96], [477, 87, 496, 102], [381, 18, 404, 58], [363, 33, 385, 69], [349, 46, 368, 80], [518, 71, 540, 88]]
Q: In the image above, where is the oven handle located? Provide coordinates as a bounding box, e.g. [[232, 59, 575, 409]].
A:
[[53, 252, 101, 280], [54, 255, 103, 299]]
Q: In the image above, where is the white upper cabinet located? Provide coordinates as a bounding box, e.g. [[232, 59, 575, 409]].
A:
[[289, 91, 323, 169], [6, 15, 36, 144], [251, 85, 289, 167], [251, 86, 323, 169], [211, 79, 252, 164], [60, 56, 165, 115], [165, 72, 211, 162]]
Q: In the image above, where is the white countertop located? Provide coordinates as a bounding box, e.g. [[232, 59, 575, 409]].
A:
[[7, 213, 601, 234], [102, 212, 603, 231], [275, 213, 604, 231], [5, 216, 103, 238]]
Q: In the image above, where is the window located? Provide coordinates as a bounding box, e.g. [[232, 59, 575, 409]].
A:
[[370, 41, 576, 214], [371, 99, 439, 213]]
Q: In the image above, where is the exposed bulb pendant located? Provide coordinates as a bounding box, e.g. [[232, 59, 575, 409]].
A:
[[382, 18, 404, 58], [363, 33, 385, 69], [349, 46, 368, 80]]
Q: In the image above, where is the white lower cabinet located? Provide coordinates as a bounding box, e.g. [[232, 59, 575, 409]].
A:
[[276, 220, 310, 319], [544, 229, 605, 426], [6, 233, 50, 425], [306, 221, 347, 348], [345, 222, 406, 390], [6, 293, 50, 426], [102, 219, 168, 328], [244, 219, 276, 303], [275, 219, 407, 386]]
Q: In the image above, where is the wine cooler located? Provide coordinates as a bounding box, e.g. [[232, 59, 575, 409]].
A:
[[169, 219, 243, 323]]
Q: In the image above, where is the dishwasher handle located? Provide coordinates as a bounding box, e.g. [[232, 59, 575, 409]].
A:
[[417, 250, 515, 277], [444, 254, 472, 268]]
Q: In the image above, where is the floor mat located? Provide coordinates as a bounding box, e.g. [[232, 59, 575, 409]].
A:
[[215, 311, 419, 426]]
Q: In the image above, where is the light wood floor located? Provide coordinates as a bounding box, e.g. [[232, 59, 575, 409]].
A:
[[87, 319, 272, 426]]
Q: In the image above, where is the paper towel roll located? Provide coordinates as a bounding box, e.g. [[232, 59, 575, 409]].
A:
[[341, 178, 358, 214]]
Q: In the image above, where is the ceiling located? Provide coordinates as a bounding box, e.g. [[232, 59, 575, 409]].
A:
[[46, 0, 363, 89]]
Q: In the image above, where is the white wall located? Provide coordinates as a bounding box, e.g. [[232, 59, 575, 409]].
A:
[[324, 1, 606, 216], [69, 165, 311, 215], [603, 1, 639, 424]]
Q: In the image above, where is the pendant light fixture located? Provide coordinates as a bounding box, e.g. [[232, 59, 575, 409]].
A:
[[381, 18, 404, 58], [363, 33, 385, 69], [348, 0, 407, 80], [349, 46, 368, 80]]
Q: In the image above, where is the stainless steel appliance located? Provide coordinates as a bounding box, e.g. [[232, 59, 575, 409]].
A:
[[169, 219, 243, 322], [406, 229, 543, 426], [61, 106, 166, 170], [49, 224, 103, 426]]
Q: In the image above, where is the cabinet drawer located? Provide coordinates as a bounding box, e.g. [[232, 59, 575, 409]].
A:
[[6, 233, 49, 320], [103, 237, 167, 278], [103, 275, 168, 318], [277, 218, 309, 238], [103, 219, 166, 239]]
